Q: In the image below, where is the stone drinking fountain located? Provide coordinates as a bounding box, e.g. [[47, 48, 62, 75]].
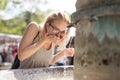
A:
[[72, 0, 120, 80]]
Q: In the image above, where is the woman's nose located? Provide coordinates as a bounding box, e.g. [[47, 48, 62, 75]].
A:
[[55, 32, 61, 37], [56, 33, 64, 39]]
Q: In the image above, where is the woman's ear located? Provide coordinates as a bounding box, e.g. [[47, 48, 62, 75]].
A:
[[46, 23, 49, 26], [45, 23, 49, 33]]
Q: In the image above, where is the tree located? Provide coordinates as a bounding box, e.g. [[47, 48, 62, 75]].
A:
[[0, 0, 52, 35]]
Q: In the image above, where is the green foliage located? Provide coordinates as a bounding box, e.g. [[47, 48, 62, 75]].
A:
[[0, 11, 47, 35], [0, 17, 26, 35], [0, 0, 49, 35], [31, 12, 46, 24], [0, 10, 71, 35], [0, 0, 8, 10]]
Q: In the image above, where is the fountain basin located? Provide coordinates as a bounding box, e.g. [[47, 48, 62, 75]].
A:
[[0, 66, 73, 80]]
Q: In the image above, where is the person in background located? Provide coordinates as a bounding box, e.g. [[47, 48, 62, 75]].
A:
[[17, 11, 74, 69], [1, 48, 7, 62]]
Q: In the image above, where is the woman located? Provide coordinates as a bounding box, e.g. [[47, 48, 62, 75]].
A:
[[18, 11, 74, 69]]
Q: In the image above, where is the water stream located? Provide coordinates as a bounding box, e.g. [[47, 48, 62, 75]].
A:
[[63, 36, 74, 76]]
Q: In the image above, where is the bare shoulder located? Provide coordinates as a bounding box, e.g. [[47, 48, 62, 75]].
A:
[[24, 22, 40, 37], [27, 22, 39, 30], [19, 22, 40, 50], [24, 22, 40, 38]]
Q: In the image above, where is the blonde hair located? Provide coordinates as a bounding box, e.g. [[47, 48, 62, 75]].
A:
[[40, 11, 70, 38]]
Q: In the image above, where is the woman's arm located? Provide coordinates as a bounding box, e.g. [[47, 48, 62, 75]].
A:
[[18, 22, 60, 61], [18, 22, 45, 61], [50, 48, 74, 64]]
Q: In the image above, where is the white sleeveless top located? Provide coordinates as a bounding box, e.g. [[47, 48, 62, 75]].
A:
[[19, 45, 54, 69]]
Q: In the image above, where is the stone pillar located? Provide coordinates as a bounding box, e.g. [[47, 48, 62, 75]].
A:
[[72, 0, 120, 80]]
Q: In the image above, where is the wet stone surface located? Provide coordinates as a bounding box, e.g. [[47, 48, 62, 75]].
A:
[[0, 66, 73, 80]]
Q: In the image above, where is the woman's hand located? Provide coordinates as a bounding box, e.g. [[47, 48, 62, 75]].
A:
[[44, 33, 61, 44], [50, 47, 74, 64], [63, 48, 74, 57]]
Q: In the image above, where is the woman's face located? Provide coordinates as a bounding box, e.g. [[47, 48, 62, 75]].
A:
[[46, 19, 68, 39]]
